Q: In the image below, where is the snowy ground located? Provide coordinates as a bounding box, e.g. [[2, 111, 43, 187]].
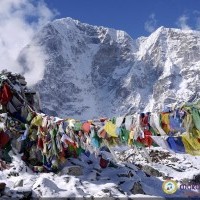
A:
[[0, 146, 200, 199]]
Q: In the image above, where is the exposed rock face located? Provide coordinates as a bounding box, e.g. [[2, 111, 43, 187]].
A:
[[61, 166, 83, 176], [14, 179, 23, 188], [19, 18, 200, 119], [142, 165, 164, 177], [0, 182, 6, 191], [130, 182, 145, 194]]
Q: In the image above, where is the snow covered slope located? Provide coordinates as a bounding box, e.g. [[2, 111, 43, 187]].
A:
[[19, 18, 200, 119], [1, 147, 200, 199]]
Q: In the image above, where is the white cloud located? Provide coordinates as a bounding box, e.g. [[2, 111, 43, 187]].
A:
[[21, 45, 48, 86], [0, 0, 57, 86], [193, 10, 200, 30], [176, 15, 191, 30], [144, 13, 157, 33], [196, 17, 200, 30]]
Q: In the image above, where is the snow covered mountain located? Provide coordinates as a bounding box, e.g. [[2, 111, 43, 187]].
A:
[[18, 17, 200, 119]]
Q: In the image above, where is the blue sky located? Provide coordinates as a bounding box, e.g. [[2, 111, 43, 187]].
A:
[[44, 0, 200, 38], [1, 0, 200, 78]]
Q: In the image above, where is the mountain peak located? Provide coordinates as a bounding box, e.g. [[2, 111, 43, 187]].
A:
[[152, 25, 200, 37], [44, 17, 134, 48]]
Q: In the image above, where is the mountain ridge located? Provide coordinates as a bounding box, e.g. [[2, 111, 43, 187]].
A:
[[18, 17, 200, 119]]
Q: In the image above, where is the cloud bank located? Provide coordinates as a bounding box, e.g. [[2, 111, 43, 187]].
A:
[[0, 0, 57, 85], [176, 15, 191, 30], [144, 13, 157, 33]]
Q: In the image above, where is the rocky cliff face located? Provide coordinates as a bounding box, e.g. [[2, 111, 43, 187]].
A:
[[18, 18, 200, 119]]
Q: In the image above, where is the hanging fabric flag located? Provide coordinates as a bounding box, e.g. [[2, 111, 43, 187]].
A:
[[161, 113, 171, 134], [26, 111, 35, 123], [91, 136, 101, 148], [120, 128, 130, 143], [149, 113, 166, 136], [31, 115, 43, 126], [98, 127, 107, 139], [0, 83, 13, 105], [74, 122, 82, 131], [191, 107, 200, 131], [151, 136, 173, 152], [21, 124, 29, 140], [104, 121, 118, 137], [191, 127, 200, 138], [137, 130, 153, 147], [125, 115, 133, 130], [128, 130, 134, 145], [82, 122, 91, 133], [68, 119, 76, 129], [169, 114, 185, 133], [181, 134, 200, 156], [0, 131, 10, 149], [37, 136, 44, 150], [115, 116, 124, 127], [166, 137, 185, 153], [183, 109, 193, 133], [61, 133, 74, 144]]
